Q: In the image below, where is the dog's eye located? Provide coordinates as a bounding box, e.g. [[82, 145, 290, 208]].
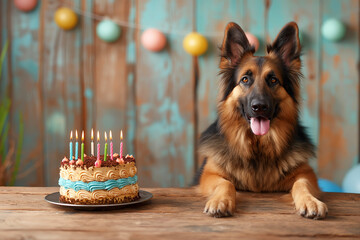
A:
[[241, 76, 249, 84], [270, 77, 278, 85]]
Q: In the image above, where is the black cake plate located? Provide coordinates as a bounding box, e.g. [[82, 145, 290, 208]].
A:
[[45, 190, 153, 210]]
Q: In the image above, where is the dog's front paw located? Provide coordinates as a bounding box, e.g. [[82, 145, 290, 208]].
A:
[[295, 195, 328, 219], [204, 195, 235, 218]]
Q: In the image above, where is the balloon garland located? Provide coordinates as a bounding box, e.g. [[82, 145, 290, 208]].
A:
[[18, 3, 348, 55]]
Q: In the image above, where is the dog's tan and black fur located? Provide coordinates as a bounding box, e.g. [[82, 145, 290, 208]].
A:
[[199, 22, 328, 219]]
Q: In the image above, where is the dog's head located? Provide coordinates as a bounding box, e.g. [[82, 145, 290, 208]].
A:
[[218, 22, 302, 137]]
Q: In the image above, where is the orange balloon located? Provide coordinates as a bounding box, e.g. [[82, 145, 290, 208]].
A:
[[54, 7, 78, 30]]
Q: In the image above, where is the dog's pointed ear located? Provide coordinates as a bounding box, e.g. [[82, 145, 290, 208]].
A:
[[268, 22, 301, 68], [220, 22, 253, 68]]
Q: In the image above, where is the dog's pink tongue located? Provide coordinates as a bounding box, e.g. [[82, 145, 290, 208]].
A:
[[250, 117, 270, 135]]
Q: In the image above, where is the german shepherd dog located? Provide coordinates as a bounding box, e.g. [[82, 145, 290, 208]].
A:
[[199, 22, 328, 219]]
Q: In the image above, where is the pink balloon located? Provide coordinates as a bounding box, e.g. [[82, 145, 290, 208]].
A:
[[14, 0, 38, 12], [245, 32, 259, 51], [141, 28, 167, 52]]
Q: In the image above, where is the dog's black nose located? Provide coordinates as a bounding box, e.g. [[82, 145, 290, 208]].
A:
[[251, 101, 269, 113]]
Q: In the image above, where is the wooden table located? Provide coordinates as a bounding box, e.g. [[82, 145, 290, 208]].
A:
[[0, 187, 359, 239]]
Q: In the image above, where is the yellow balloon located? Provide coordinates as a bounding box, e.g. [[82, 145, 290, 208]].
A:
[[54, 7, 78, 30], [183, 32, 208, 56]]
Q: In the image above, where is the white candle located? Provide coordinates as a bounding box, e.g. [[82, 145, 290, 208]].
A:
[[91, 128, 94, 156]]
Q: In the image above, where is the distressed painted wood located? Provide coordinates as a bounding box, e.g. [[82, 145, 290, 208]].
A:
[[318, 0, 359, 184], [7, 1, 43, 186], [0, 0, 359, 187], [41, 0, 83, 186], [135, 0, 195, 187], [81, 0, 95, 148], [267, 0, 321, 171], [1, 187, 360, 239]]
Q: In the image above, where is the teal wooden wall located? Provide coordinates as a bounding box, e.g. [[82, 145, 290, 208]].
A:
[[0, 0, 359, 187]]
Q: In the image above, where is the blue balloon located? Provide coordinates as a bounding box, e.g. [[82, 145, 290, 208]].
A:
[[342, 164, 360, 193], [318, 178, 343, 193]]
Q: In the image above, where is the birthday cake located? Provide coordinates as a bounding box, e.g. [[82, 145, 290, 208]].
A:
[[59, 153, 139, 205]]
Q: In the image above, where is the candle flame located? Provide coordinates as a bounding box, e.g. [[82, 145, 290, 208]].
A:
[[82, 130, 84, 142], [104, 131, 108, 141], [75, 130, 78, 140], [120, 130, 123, 140], [97, 131, 100, 142], [91, 128, 94, 140], [109, 130, 112, 141], [70, 131, 73, 140]]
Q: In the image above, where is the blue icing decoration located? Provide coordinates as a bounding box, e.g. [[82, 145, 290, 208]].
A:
[[58, 175, 138, 192]]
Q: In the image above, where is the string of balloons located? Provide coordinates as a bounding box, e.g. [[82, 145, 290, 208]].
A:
[[15, 0, 349, 57]]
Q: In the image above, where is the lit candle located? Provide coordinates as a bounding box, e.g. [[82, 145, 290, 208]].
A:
[[91, 128, 94, 156], [97, 131, 100, 161], [120, 130, 123, 159], [75, 130, 79, 160], [110, 131, 113, 160], [69, 131, 73, 160], [104, 132, 108, 161], [81, 130, 84, 162]]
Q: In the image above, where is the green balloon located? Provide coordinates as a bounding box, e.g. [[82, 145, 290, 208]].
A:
[[321, 18, 346, 42], [96, 19, 121, 43]]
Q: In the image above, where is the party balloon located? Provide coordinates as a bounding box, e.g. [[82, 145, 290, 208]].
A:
[[245, 32, 259, 51], [318, 178, 342, 193], [14, 0, 38, 12], [321, 18, 346, 42], [183, 32, 208, 56], [141, 28, 167, 52], [342, 164, 360, 193], [54, 7, 78, 30], [96, 19, 121, 43]]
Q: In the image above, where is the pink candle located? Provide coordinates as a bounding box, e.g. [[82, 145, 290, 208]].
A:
[[110, 131, 113, 160], [97, 131, 100, 161], [120, 130, 123, 159]]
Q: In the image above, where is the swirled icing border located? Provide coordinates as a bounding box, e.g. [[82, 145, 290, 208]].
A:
[[60, 163, 137, 182], [59, 175, 137, 192], [59, 184, 139, 204]]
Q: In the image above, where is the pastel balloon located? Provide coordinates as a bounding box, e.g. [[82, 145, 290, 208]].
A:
[[141, 28, 167, 52], [96, 19, 121, 43], [342, 164, 360, 193], [54, 7, 78, 30], [321, 18, 346, 42], [183, 32, 208, 56], [245, 32, 259, 51], [14, 0, 38, 12], [318, 178, 342, 193]]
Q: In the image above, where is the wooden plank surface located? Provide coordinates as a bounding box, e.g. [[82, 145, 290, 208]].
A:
[[0, 187, 359, 239], [135, 0, 195, 187], [318, 0, 359, 184]]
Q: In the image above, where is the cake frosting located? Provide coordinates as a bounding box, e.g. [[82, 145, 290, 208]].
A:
[[59, 154, 139, 204]]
